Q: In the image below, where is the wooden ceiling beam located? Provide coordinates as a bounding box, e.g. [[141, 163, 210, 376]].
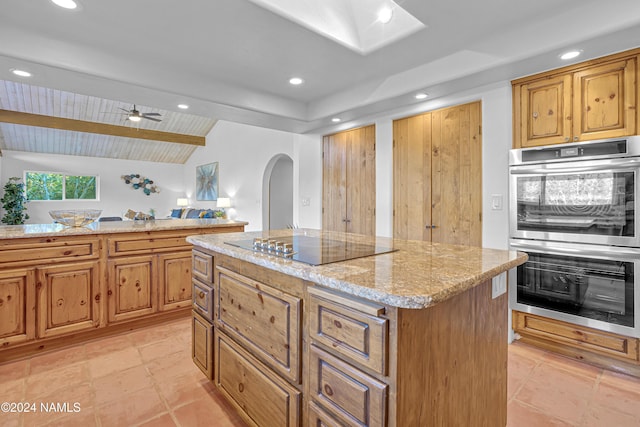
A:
[[0, 109, 206, 146]]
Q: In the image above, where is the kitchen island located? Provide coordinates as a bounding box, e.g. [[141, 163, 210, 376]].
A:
[[187, 229, 527, 427], [0, 218, 247, 363]]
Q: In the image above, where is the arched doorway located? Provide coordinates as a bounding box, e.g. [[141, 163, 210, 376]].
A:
[[262, 154, 293, 230]]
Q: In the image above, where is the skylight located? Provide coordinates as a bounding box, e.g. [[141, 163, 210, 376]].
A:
[[246, 0, 426, 55]]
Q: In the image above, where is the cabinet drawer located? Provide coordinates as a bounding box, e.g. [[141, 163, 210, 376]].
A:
[[216, 266, 302, 384], [513, 311, 639, 362], [308, 286, 388, 375], [108, 233, 191, 256], [215, 331, 301, 427], [0, 238, 99, 267], [192, 250, 213, 283], [309, 345, 387, 427], [192, 310, 213, 379], [308, 401, 352, 427], [192, 278, 214, 322]]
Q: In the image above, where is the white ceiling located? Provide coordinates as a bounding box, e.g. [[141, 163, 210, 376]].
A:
[[0, 0, 639, 138]]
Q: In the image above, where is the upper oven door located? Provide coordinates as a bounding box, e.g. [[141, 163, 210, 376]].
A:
[[509, 157, 640, 246]]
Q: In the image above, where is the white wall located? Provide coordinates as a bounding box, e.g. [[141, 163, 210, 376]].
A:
[[1, 151, 185, 224], [268, 156, 293, 230], [183, 120, 296, 232]]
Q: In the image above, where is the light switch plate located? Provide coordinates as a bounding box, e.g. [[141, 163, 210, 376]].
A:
[[492, 272, 507, 299], [491, 194, 503, 211]]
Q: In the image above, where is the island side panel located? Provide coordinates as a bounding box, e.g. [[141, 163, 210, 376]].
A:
[[394, 279, 508, 427]]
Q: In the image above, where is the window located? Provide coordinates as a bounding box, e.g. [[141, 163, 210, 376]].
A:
[[25, 171, 99, 201]]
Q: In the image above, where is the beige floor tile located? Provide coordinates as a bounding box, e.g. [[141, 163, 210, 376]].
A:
[[0, 358, 29, 382], [22, 382, 93, 426], [581, 403, 640, 427], [592, 382, 640, 418], [507, 400, 575, 427], [96, 386, 168, 427], [155, 370, 212, 409], [92, 364, 154, 404], [172, 396, 247, 427], [136, 412, 179, 427], [137, 337, 188, 363], [87, 346, 143, 379], [28, 344, 87, 376], [25, 362, 90, 400]]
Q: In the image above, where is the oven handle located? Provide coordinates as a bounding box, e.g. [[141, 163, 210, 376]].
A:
[[510, 158, 640, 174], [510, 240, 640, 261]]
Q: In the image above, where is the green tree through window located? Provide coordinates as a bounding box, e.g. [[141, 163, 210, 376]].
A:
[[25, 172, 99, 201]]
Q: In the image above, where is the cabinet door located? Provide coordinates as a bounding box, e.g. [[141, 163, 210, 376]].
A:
[[573, 58, 637, 142], [323, 125, 376, 236], [0, 269, 35, 346], [108, 255, 155, 322], [192, 310, 213, 379], [518, 74, 572, 147], [158, 252, 192, 311], [35, 262, 101, 338], [393, 112, 432, 240], [431, 101, 483, 246]]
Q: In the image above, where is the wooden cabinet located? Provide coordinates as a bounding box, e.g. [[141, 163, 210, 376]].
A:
[[192, 309, 213, 379], [216, 265, 302, 383], [513, 52, 638, 148], [513, 311, 640, 367], [0, 269, 35, 346], [214, 330, 301, 427], [393, 101, 482, 246], [323, 125, 376, 236], [158, 252, 192, 311], [107, 255, 155, 322], [36, 262, 100, 339]]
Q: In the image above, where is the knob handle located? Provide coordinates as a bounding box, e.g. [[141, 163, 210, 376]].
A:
[[426, 225, 437, 229]]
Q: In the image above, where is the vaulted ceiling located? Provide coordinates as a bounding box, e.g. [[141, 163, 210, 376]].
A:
[[0, 0, 639, 163]]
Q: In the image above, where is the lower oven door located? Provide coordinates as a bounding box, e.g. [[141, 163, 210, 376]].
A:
[[509, 239, 640, 338]]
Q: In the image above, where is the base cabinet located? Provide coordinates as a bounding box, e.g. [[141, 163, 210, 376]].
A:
[[0, 269, 35, 346], [108, 256, 155, 322], [215, 330, 301, 427], [36, 261, 100, 339], [158, 252, 192, 311]]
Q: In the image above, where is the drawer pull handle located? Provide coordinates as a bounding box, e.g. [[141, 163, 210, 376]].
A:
[[198, 291, 205, 299], [238, 383, 245, 393], [324, 384, 334, 396], [333, 320, 342, 329]]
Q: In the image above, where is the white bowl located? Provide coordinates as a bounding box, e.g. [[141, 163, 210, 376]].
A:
[[49, 209, 102, 227]]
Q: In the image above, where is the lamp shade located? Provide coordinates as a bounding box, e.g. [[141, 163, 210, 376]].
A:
[[217, 197, 231, 208], [177, 198, 189, 207]]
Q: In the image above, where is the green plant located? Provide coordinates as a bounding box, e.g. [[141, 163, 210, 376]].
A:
[[1, 177, 30, 225]]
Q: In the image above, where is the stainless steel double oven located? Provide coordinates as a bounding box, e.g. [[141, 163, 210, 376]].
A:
[[509, 136, 640, 338]]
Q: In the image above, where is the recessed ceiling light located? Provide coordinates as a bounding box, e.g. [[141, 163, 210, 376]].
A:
[[177, 104, 189, 110], [560, 50, 582, 60], [289, 77, 304, 85], [11, 69, 32, 77], [51, 0, 78, 9], [415, 92, 428, 100], [377, 6, 393, 24], [331, 117, 341, 123]]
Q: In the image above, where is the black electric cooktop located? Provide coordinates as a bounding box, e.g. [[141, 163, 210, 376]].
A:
[[225, 235, 396, 266]]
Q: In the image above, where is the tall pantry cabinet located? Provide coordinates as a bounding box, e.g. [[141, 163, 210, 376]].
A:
[[322, 125, 376, 236], [393, 101, 483, 246]]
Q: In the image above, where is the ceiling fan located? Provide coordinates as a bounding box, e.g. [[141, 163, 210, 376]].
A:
[[117, 105, 162, 123]]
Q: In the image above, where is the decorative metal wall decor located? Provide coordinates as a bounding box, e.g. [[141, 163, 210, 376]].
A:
[[196, 162, 218, 201], [121, 174, 160, 195]]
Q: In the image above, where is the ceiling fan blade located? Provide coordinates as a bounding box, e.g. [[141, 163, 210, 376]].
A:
[[142, 116, 162, 122], [142, 112, 161, 116], [118, 107, 131, 113]]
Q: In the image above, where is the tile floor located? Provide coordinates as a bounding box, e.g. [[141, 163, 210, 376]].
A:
[[1, 317, 639, 426]]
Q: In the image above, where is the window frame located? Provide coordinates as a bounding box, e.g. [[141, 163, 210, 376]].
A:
[[24, 170, 101, 202]]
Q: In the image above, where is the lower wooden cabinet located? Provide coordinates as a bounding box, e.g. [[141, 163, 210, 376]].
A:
[[158, 252, 192, 311], [0, 268, 35, 346], [36, 261, 101, 339], [192, 309, 213, 379], [215, 330, 301, 427], [108, 255, 155, 322], [513, 311, 640, 364]]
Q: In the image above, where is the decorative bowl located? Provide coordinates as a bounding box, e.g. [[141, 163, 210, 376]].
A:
[[49, 209, 102, 227]]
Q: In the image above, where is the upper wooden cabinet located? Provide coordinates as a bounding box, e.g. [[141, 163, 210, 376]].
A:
[[513, 51, 638, 148], [323, 125, 376, 236]]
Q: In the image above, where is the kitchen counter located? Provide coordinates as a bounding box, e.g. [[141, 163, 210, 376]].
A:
[[187, 228, 527, 309], [189, 229, 528, 426], [0, 218, 248, 239]]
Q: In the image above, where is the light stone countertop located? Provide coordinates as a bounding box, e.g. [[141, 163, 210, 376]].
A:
[[187, 228, 528, 309], [0, 218, 249, 239]]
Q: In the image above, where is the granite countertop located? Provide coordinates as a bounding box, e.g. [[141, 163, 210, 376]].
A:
[[0, 218, 249, 239], [187, 229, 528, 309]]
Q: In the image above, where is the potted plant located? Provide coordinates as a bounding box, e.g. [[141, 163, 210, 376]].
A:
[[1, 177, 29, 225]]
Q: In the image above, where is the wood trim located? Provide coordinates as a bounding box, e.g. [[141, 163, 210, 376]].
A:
[[511, 47, 640, 85], [0, 109, 205, 146]]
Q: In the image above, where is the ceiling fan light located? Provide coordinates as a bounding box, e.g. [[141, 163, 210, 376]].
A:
[[177, 104, 189, 109], [377, 6, 393, 24], [11, 69, 32, 77], [51, 0, 78, 9], [128, 115, 142, 122]]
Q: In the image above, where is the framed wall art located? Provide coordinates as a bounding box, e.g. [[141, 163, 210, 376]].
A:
[[196, 162, 219, 201]]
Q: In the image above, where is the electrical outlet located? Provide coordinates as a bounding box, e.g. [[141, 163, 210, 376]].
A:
[[301, 197, 311, 206], [492, 272, 507, 299]]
